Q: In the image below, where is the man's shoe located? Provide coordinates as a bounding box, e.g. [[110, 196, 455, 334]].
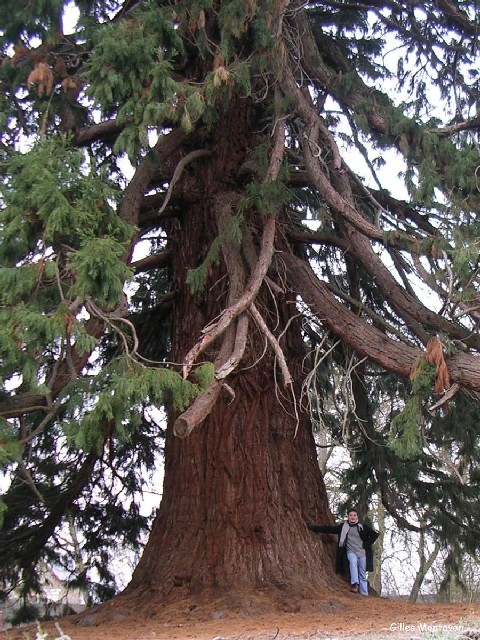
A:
[[349, 583, 359, 593]]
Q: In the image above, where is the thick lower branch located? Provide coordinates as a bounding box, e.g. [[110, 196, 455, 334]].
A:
[[345, 225, 480, 350], [2, 451, 99, 569], [280, 251, 480, 390]]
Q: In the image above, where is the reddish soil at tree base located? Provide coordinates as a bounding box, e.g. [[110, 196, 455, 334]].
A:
[[2, 589, 480, 640]]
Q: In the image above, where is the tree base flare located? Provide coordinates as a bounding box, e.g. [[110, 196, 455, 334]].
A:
[[74, 584, 349, 629]]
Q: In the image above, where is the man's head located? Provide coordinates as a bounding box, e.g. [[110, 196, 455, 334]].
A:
[[347, 508, 359, 524]]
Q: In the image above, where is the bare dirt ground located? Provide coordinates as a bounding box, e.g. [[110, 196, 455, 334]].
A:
[[2, 588, 480, 640]]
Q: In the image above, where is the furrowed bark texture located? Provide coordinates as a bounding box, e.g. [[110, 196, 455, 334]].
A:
[[128, 369, 335, 598], [125, 99, 338, 602]]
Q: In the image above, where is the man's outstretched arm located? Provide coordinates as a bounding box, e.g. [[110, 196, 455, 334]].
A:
[[307, 522, 341, 534]]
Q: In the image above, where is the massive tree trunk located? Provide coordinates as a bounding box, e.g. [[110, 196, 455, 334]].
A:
[[4, 0, 480, 618], [124, 99, 340, 608], [127, 365, 337, 605]]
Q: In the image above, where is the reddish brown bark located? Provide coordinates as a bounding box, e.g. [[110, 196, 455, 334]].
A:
[[123, 100, 339, 607], [127, 366, 336, 602]]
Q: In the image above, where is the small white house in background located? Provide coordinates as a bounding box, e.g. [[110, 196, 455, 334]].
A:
[[0, 564, 86, 630]]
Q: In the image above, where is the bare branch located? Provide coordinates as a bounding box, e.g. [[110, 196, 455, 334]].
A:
[[157, 149, 212, 216], [427, 382, 460, 411], [249, 302, 292, 387]]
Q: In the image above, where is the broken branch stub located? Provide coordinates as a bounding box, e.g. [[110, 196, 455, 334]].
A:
[[173, 379, 224, 438]]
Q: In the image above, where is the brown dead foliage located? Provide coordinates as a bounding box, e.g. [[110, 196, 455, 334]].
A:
[[27, 62, 54, 97], [426, 336, 451, 394]]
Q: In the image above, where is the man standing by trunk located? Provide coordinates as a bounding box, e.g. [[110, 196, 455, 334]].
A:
[[307, 507, 379, 595]]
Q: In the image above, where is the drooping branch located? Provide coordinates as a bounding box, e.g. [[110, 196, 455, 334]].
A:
[[281, 64, 478, 348], [324, 281, 418, 347], [293, 8, 480, 204], [280, 251, 418, 375], [174, 191, 250, 437], [179, 219, 275, 378], [3, 451, 99, 567], [119, 128, 186, 227], [282, 70, 384, 242], [249, 302, 292, 388], [343, 225, 480, 350], [280, 251, 480, 391], [0, 317, 105, 419], [156, 149, 212, 216], [181, 110, 286, 379]]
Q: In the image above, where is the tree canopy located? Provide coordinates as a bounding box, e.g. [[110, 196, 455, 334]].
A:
[[1, 0, 480, 613]]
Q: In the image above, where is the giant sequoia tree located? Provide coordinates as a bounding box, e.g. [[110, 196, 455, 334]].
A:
[[1, 0, 480, 614]]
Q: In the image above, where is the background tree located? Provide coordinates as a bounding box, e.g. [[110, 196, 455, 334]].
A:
[[1, 0, 480, 618]]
